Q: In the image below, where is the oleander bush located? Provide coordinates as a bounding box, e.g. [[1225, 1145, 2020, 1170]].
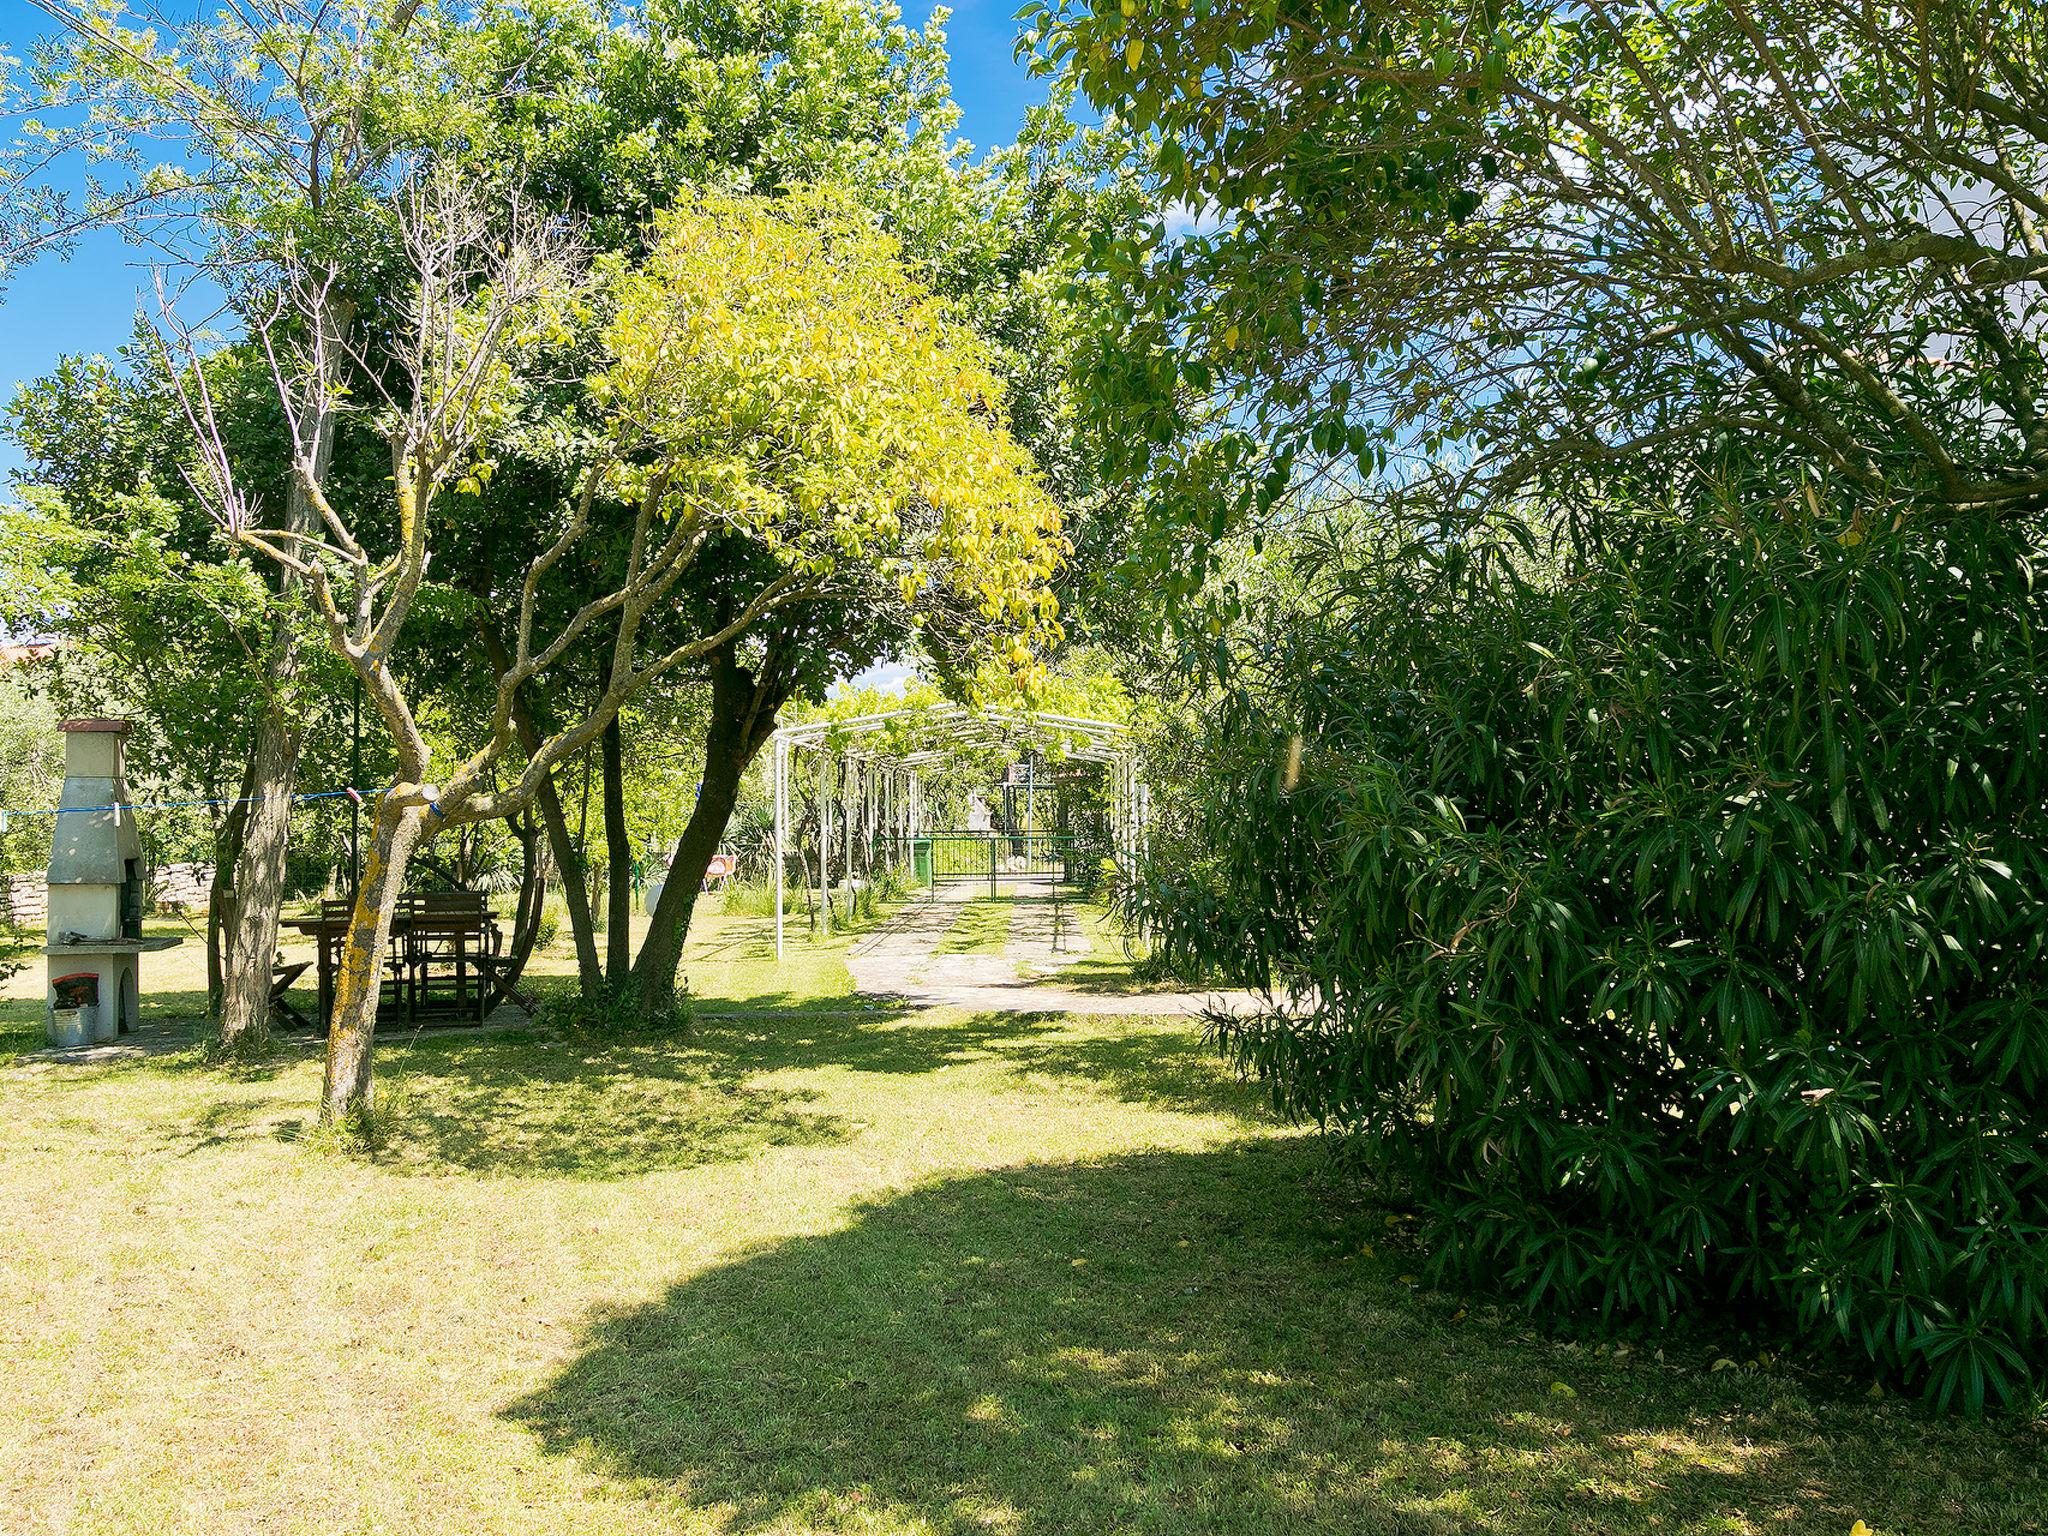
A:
[[1134, 496, 2048, 1411]]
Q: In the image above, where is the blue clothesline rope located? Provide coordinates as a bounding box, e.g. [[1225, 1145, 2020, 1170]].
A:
[[0, 787, 373, 822]]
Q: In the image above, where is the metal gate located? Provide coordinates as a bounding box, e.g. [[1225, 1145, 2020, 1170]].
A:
[[883, 832, 1080, 896]]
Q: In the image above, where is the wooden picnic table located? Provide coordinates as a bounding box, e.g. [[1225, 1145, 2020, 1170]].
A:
[[281, 895, 509, 1032]]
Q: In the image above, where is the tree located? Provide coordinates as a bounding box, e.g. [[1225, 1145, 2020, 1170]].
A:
[[598, 188, 1068, 1013], [0, 667, 63, 882], [1028, 0, 2048, 1408], [1026, 0, 2048, 560], [434, 0, 1143, 1016], [0, 347, 377, 1012], [185, 181, 1063, 1121], [2, 0, 534, 1050], [11, 0, 1133, 1039]]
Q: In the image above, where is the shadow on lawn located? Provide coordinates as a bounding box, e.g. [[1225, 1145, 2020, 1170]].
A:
[[509, 1141, 2035, 1536], [356, 1007, 1256, 1178], [1007, 1024, 1266, 1122], [362, 1031, 850, 1180], [696, 1005, 1266, 1124], [695, 1004, 1066, 1077], [0, 986, 235, 1070]]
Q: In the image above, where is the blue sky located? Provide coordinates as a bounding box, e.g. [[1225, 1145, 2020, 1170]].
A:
[[0, 0, 1046, 483]]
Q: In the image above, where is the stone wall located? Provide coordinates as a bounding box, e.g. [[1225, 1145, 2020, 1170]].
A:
[[151, 861, 214, 912], [0, 863, 215, 930], [1, 873, 43, 929]]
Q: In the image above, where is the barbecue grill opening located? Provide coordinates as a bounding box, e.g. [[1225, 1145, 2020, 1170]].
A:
[[121, 857, 143, 939]]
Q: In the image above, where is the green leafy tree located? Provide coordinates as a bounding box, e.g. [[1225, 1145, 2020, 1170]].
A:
[[191, 181, 1064, 1121], [12, 0, 1143, 1041], [1, 347, 379, 1006], [556, 3, 1141, 1014], [1, 0, 560, 1049], [0, 668, 63, 879], [1026, 0, 2048, 564], [1030, 0, 2048, 1410], [385, 0, 1143, 1015]]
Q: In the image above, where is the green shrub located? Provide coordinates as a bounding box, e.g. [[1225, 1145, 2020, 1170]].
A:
[[848, 863, 907, 924], [531, 976, 695, 1036], [0, 921, 28, 989], [533, 897, 563, 954], [1138, 500, 2048, 1412], [718, 877, 790, 918]]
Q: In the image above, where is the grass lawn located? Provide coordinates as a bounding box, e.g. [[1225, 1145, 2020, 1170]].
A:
[[1034, 901, 1186, 993], [932, 894, 1016, 956], [0, 909, 2040, 1534]]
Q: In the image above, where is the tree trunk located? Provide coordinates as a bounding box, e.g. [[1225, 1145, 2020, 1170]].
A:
[[206, 755, 258, 1021], [533, 752, 602, 992], [321, 797, 426, 1123], [630, 644, 787, 1017], [601, 715, 633, 989], [490, 809, 545, 1005], [215, 705, 305, 1048], [216, 294, 349, 1053], [477, 625, 603, 995], [629, 741, 748, 1020]]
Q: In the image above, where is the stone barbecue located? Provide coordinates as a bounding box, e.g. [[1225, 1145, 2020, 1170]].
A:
[[44, 719, 181, 1047]]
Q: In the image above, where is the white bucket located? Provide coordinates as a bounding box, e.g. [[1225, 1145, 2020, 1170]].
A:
[[47, 1005, 95, 1049]]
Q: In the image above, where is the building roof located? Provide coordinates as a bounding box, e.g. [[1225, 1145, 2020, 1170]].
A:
[[0, 640, 61, 669]]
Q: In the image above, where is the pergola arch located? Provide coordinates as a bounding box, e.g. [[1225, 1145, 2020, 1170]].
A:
[[769, 703, 1146, 958]]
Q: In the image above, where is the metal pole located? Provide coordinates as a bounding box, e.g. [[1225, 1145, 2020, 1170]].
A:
[[1114, 761, 1130, 876], [1120, 760, 1132, 872], [773, 734, 786, 961], [818, 748, 831, 939], [1126, 762, 1135, 869]]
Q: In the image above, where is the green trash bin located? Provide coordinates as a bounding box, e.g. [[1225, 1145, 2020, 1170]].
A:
[[912, 837, 934, 885]]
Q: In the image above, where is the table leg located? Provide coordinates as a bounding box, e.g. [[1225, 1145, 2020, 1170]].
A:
[[317, 931, 335, 1035]]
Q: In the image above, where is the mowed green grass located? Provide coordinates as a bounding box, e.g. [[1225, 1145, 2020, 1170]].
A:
[[932, 894, 1016, 956], [0, 912, 2040, 1535]]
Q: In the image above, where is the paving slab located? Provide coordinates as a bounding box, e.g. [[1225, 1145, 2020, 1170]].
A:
[[845, 880, 1265, 1018]]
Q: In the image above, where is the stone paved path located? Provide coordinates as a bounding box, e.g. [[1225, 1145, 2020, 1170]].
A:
[[845, 877, 1263, 1017]]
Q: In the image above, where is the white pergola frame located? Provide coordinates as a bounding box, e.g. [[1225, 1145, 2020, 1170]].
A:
[[769, 703, 1145, 959]]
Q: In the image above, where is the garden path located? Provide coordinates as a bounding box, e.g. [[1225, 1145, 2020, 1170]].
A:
[[845, 877, 1260, 1017]]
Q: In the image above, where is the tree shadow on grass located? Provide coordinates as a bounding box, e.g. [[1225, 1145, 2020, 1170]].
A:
[[508, 1140, 2037, 1536], [0, 986, 236, 1074], [694, 1005, 1067, 1077], [697, 1006, 1263, 1126], [1024, 962, 1188, 997], [1005, 1022, 1268, 1123], [352, 1031, 851, 1180]]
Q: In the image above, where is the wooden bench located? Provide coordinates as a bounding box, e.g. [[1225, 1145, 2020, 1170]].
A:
[[269, 958, 314, 1031]]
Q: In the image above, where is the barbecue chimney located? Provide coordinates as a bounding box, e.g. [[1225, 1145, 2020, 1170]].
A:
[[44, 719, 180, 1046]]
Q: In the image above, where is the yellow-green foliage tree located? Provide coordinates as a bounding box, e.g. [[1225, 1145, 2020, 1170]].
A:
[[195, 181, 1065, 1121], [594, 188, 1064, 685], [602, 188, 1070, 1011]]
